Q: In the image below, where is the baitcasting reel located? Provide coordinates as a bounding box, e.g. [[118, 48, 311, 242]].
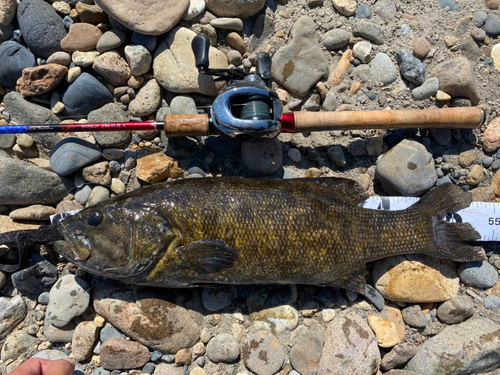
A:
[[192, 35, 283, 141]]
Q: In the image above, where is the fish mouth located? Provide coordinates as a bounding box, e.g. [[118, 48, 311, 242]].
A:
[[73, 234, 91, 260]]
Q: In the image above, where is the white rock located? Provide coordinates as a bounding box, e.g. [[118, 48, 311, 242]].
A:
[[183, 0, 206, 20], [332, 0, 357, 16], [491, 43, 500, 72], [353, 41, 372, 63]]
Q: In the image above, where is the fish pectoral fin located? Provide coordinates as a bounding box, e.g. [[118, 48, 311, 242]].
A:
[[175, 240, 238, 273]]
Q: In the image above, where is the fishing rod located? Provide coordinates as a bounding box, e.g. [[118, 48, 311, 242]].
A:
[[0, 36, 486, 141]]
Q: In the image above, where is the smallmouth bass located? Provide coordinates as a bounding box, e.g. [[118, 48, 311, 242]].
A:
[[55, 178, 483, 292]]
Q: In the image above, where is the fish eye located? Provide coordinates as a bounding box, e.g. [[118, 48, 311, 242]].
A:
[[87, 211, 102, 226]]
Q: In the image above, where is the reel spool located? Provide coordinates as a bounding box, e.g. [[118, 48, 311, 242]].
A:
[[192, 35, 283, 141]]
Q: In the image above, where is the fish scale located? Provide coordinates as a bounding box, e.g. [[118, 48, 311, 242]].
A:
[[55, 178, 483, 292]]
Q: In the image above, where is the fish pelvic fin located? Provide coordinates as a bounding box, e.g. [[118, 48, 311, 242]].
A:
[[175, 240, 238, 273], [325, 268, 367, 294], [414, 183, 484, 262]]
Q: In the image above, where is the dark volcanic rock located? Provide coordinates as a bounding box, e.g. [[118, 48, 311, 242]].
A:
[[3, 92, 60, 125], [0, 155, 72, 205], [61, 72, 113, 117], [0, 41, 36, 87], [17, 0, 67, 58]]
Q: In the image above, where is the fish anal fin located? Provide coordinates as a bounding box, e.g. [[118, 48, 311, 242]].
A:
[[326, 269, 367, 294], [175, 240, 238, 273]]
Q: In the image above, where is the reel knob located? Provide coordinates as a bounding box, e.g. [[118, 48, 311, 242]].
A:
[[192, 35, 210, 73]]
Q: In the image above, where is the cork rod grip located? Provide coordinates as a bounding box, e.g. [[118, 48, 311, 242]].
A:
[[292, 107, 486, 133], [163, 114, 210, 137]]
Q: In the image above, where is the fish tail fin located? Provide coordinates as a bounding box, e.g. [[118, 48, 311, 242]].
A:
[[414, 183, 484, 262]]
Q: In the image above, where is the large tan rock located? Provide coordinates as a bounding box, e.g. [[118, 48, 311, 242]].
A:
[[136, 152, 182, 183], [153, 27, 227, 96], [367, 313, 402, 348], [93, 0, 189, 35], [93, 281, 201, 354], [431, 57, 480, 105], [372, 255, 460, 303]]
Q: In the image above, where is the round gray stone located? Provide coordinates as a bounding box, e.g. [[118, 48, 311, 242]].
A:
[[411, 77, 439, 100], [243, 331, 285, 375], [458, 261, 498, 289], [322, 29, 351, 50], [0, 41, 36, 87], [50, 137, 102, 176], [436, 295, 474, 324], [376, 139, 437, 196], [206, 333, 240, 363], [100, 326, 124, 344], [17, 0, 68, 58], [201, 287, 238, 312], [271, 15, 328, 97], [485, 14, 500, 37], [406, 318, 500, 374], [124, 44, 152, 76], [46, 275, 90, 328], [484, 295, 500, 310], [61, 72, 114, 117], [370, 53, 398, 86], [438, 0, 459, 11], [0, 155, 72, 205], [205, 0, 265, 18], [352, 20, 385, 45], [96, 29, 127, 53], [0, 296, 27, 340]]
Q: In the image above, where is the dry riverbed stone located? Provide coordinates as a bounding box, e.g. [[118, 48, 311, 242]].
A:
[[94, 0, 189, 35], [376, 139, 437, 196], [243, 331, 285, 375], [93, 281, 201, 353], [46, 275, 90, 328], [318, 311, 380, 375], [271, 15, 328, 98]]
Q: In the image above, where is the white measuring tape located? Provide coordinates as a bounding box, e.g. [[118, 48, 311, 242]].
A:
[[361, 197, 497, 242]]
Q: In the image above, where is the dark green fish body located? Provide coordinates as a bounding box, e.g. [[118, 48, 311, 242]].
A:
[[55, 178, 482, 291]]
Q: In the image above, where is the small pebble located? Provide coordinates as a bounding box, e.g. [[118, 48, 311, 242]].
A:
[[288, 148, 302, 163], [484, 295, 500, 310]]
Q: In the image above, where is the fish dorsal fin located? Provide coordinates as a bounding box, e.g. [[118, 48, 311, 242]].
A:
[[175, 240, 238, 273], [296, 177, 369, 206]]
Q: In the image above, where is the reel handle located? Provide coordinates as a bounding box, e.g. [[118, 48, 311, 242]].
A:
[[192, 35, 211, 72]]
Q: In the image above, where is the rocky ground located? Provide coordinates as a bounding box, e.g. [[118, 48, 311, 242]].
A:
[[1, 0, 500, 374]]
